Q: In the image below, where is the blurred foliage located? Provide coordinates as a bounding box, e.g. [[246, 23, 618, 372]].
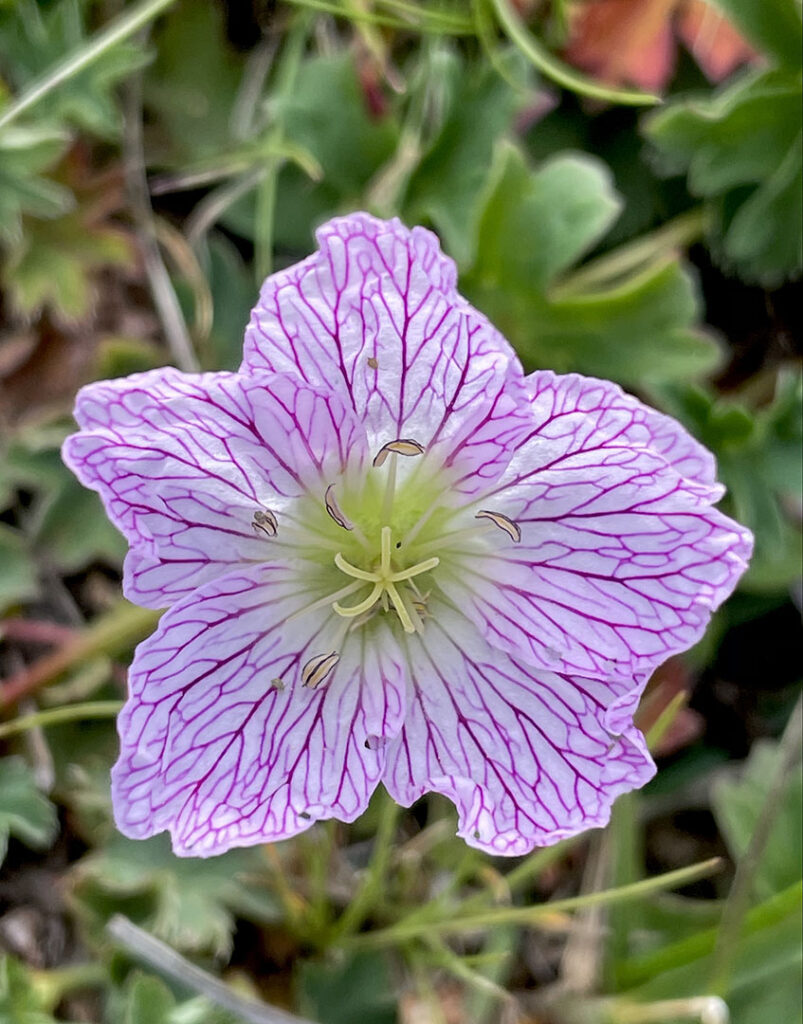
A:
[[0, 0, 800, 1021], [0, 757, 58, 866], [646, 0, 803, 285]]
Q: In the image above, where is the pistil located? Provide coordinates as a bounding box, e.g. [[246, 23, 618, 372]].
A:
[[331, 525, 440, 634]]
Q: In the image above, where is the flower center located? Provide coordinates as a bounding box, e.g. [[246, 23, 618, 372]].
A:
[[331, 525, 440, 634]]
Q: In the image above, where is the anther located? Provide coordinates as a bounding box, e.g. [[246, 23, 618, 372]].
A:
[[475, 509, 521, 543], [324, 484, 353, 531], [252, 508, 278, 537], [372, 438, 425, 468], [301, 651, 339, 688]]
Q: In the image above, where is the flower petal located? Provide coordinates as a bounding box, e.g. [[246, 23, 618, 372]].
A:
[[383, 611, 654, 856], [243, 213, 530, 493], [112, 563, 407, 856], [450, 371, 752, 681], [62, 368, 368, 608]]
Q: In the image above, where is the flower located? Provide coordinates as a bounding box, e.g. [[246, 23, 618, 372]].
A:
[[62, 213, 752, 857]]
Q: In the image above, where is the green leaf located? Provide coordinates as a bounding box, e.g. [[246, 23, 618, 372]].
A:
[[622, 890, 803, 1024], [203, 233, 257, 371], [112, 972, 238, 1024], [144, 1, 245, 164], [33, 464, 127, 573], [226, 53, 399, 247], [123, 974, 174, 1024], [467, 142, 621, 292], [0, 126, 70, 243], [712, 739, 803, 901], [0, 757, 59, 866], [71, 833, 279, 957], [646, 70, 803, 284], [462, 142, 719, 387], [297, 951, 398, 1024], [0, 525, 37, 613], [656, 372, 803, 592], [0, 0, 147, 138], [3, 424, 127, 573], [0, 956, 59, 1024], [707, 0, 803, 68], [403, 51, 521, 264], [5, 204, 132, 320]]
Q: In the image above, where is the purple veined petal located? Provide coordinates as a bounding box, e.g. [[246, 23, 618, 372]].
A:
[[522, 371, 723, 493], [112, 562, 407, 857], [383, 610, 654, 856], [242, 212, 531, 494], [447, 371, 753, 682], [62, 368, 369, 608]]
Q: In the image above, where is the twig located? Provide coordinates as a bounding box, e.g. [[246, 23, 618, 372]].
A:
[[122, 65, 199, 372], [0, 618, 78, 647], [106, 915, 317, 1024], [0, 602, 159, 711]]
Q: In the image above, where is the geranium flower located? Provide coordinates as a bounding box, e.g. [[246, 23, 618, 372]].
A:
[[62, 214, 752, 856]]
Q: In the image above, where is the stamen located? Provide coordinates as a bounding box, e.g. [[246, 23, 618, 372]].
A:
[[372, 438, 425, 468], [301, 651, 339, 688], [333, 582, 383, 619], [324, 484, 353, 531], [475, 509, 521, 543], [252, 508, 278, 537]]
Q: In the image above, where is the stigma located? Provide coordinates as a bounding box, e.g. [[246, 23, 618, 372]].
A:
[[332, 526, 439, 634]]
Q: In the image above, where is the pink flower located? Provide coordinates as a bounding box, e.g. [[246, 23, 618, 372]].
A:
[[62, 214, 752, 856]]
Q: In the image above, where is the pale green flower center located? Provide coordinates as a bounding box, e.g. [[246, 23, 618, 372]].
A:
[[255, 439, 520, 688]]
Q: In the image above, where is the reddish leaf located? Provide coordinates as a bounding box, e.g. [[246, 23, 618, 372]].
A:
[[565, 0, 755, 91], [677, 0, 757, 82]]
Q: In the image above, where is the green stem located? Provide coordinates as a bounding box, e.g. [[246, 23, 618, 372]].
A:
[[0, 0, 177, 131], [281, 0, 474, 34], [710, 697, 803, 994], [487, 0, 660, 106], [254, 13, 310, 283], [345, 857, 723, 949], [645, 691, 689, 752], [331, 796, 401, 941], [555, 208, 708, 296], [0, 701, 123, 740]]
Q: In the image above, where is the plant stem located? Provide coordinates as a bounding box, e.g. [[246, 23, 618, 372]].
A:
[[487, 0, 659, 106], [710, 696, 803, 994], [555, 208, 709, 296], [106, 915, 314, 1024], [0, 0, 177, 131], [0, 701, 123, 740], [345, 857, 723, 948], [0, 602, 159, 711], [331, 795, 401, 941]]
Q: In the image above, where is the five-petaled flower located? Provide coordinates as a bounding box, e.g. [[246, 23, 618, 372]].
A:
[[62, 213, 752, 857]]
